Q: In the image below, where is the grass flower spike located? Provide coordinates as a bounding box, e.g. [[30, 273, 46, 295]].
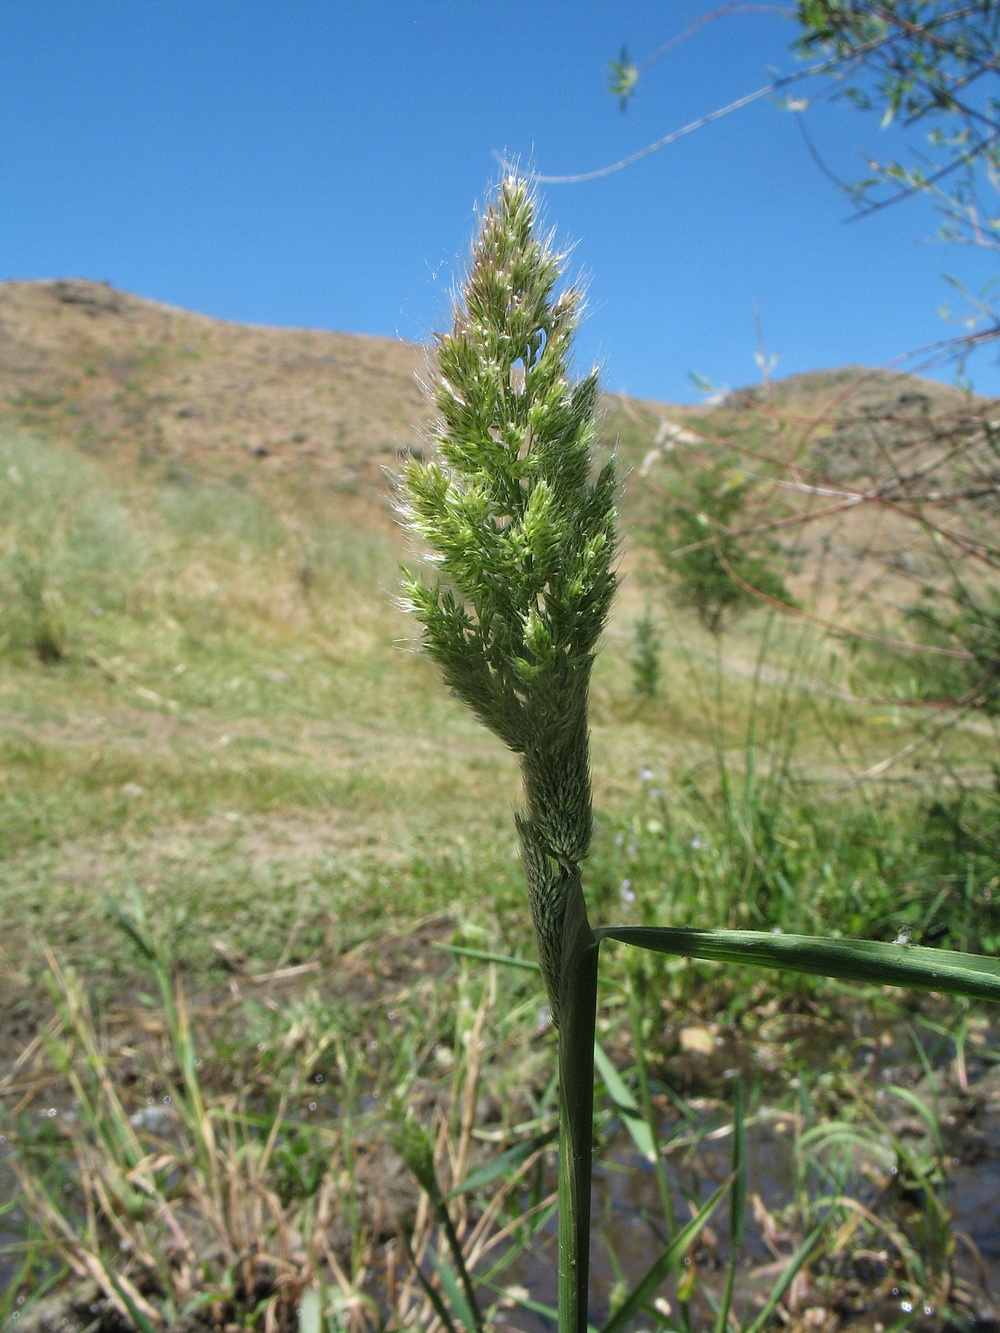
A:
[[400, 176, 617, 1023]]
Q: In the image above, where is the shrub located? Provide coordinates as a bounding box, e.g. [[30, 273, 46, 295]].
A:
[[0, 432, 144, 661]]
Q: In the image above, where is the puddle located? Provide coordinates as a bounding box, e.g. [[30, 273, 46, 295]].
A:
[[4, 1115, 999, 1331], [949, 1109, 1000, 1261], [497, 1106, 1000, 1333], [0, 1137, 19, 1298]]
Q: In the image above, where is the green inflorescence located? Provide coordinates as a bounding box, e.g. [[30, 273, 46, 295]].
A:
[[400, 176, 618, 1020]]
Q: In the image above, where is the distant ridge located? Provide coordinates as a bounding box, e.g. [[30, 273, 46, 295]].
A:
[[719, 364, 987, 416], [0, 278, 432, 501], [0, 278, 988, 527]]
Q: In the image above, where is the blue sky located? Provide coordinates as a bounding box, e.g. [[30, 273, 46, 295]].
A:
[[2, 1, 999, 404]]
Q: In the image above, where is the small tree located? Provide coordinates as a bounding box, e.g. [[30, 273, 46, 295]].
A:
[[608, 2, 1000, 245], [651, 461, 793, 634], [599, 5, 1000, 696], [599, 3, 1000, 361], [627, 605, 662, 696]]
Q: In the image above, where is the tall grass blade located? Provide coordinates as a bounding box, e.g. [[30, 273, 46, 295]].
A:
[[712, 1081, 746, 1333], [593, 1041, 655, 1163], [436, 1201, 485, 1333], [448, 1125, 559, 1198], [600, 1178, 731, 1333], [105, 1267, 163, 1333], [429, 1247, 480, 1333], [397, 1227, 460, 1333], [481, 1284, 590, 1331], [625, 984, 678, 1237], [436, 944, 541, 973], [729, 1081, 746, 1255], [597, 927, 1000, 1001], [741, 1219, 830, 1333], [391, 1111, 484, 1333]]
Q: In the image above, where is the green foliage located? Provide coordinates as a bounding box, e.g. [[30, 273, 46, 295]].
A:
[[7, 915, 394, 1333], [158, 475, 284, 554], [650, 461, 792, 634], [910, 585, 1000, 710], [795, 0, 1000, 241], [591, 759, 1000, 959], [400, 175, 617, 1018], [849, 582, 1000, 711]]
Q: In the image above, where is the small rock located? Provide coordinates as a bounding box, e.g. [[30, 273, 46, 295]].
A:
[[679, 1026, 716, 1056]]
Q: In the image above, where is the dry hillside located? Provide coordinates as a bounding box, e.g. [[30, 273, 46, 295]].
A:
[[0, 278, 432, 512], [1, 277, 996, 607]]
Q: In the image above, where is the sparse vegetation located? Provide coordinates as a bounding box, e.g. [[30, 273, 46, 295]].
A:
[[0, 435, 145, 663]]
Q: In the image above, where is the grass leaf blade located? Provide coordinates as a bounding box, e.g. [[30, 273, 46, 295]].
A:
[[742, 1219, 830, 1333], [448, 1125, 559, 1198], [593, 1041, 656, 1163], [601, 1178, 730, 1333], [596, 926, 1000, 1002], [429, 1247, 479, 1333]]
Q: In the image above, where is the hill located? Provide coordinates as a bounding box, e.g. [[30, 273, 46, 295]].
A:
[[0, 278, 430, 514], [0, 278, 990, 487], [3, 278, 994, 564]]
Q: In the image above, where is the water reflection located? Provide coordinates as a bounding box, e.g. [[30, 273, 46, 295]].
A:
[[501, 1106, 1000, 1333]]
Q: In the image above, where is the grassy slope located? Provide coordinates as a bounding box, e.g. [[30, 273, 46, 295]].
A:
[[0, 280, 997, 1053]]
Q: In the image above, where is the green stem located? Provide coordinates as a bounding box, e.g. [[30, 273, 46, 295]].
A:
[[556, 876, 599, 1333], [626, 982, 678, 1238], [436, 1198, 485, 1333]]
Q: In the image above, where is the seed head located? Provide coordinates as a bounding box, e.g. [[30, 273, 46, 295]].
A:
[[400, 176, 617, 1020]]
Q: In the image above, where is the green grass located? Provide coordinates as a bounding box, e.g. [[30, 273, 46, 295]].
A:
[[0, 424, 996, 1000]]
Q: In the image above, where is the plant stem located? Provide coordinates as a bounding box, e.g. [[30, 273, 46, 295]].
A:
[[556, 876, 599, 1333]]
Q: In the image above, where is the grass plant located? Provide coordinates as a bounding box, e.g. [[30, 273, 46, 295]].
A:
[[9, 918, 383, 1333], [626, 608, 661, 699], [0, 434, 146, 662]]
